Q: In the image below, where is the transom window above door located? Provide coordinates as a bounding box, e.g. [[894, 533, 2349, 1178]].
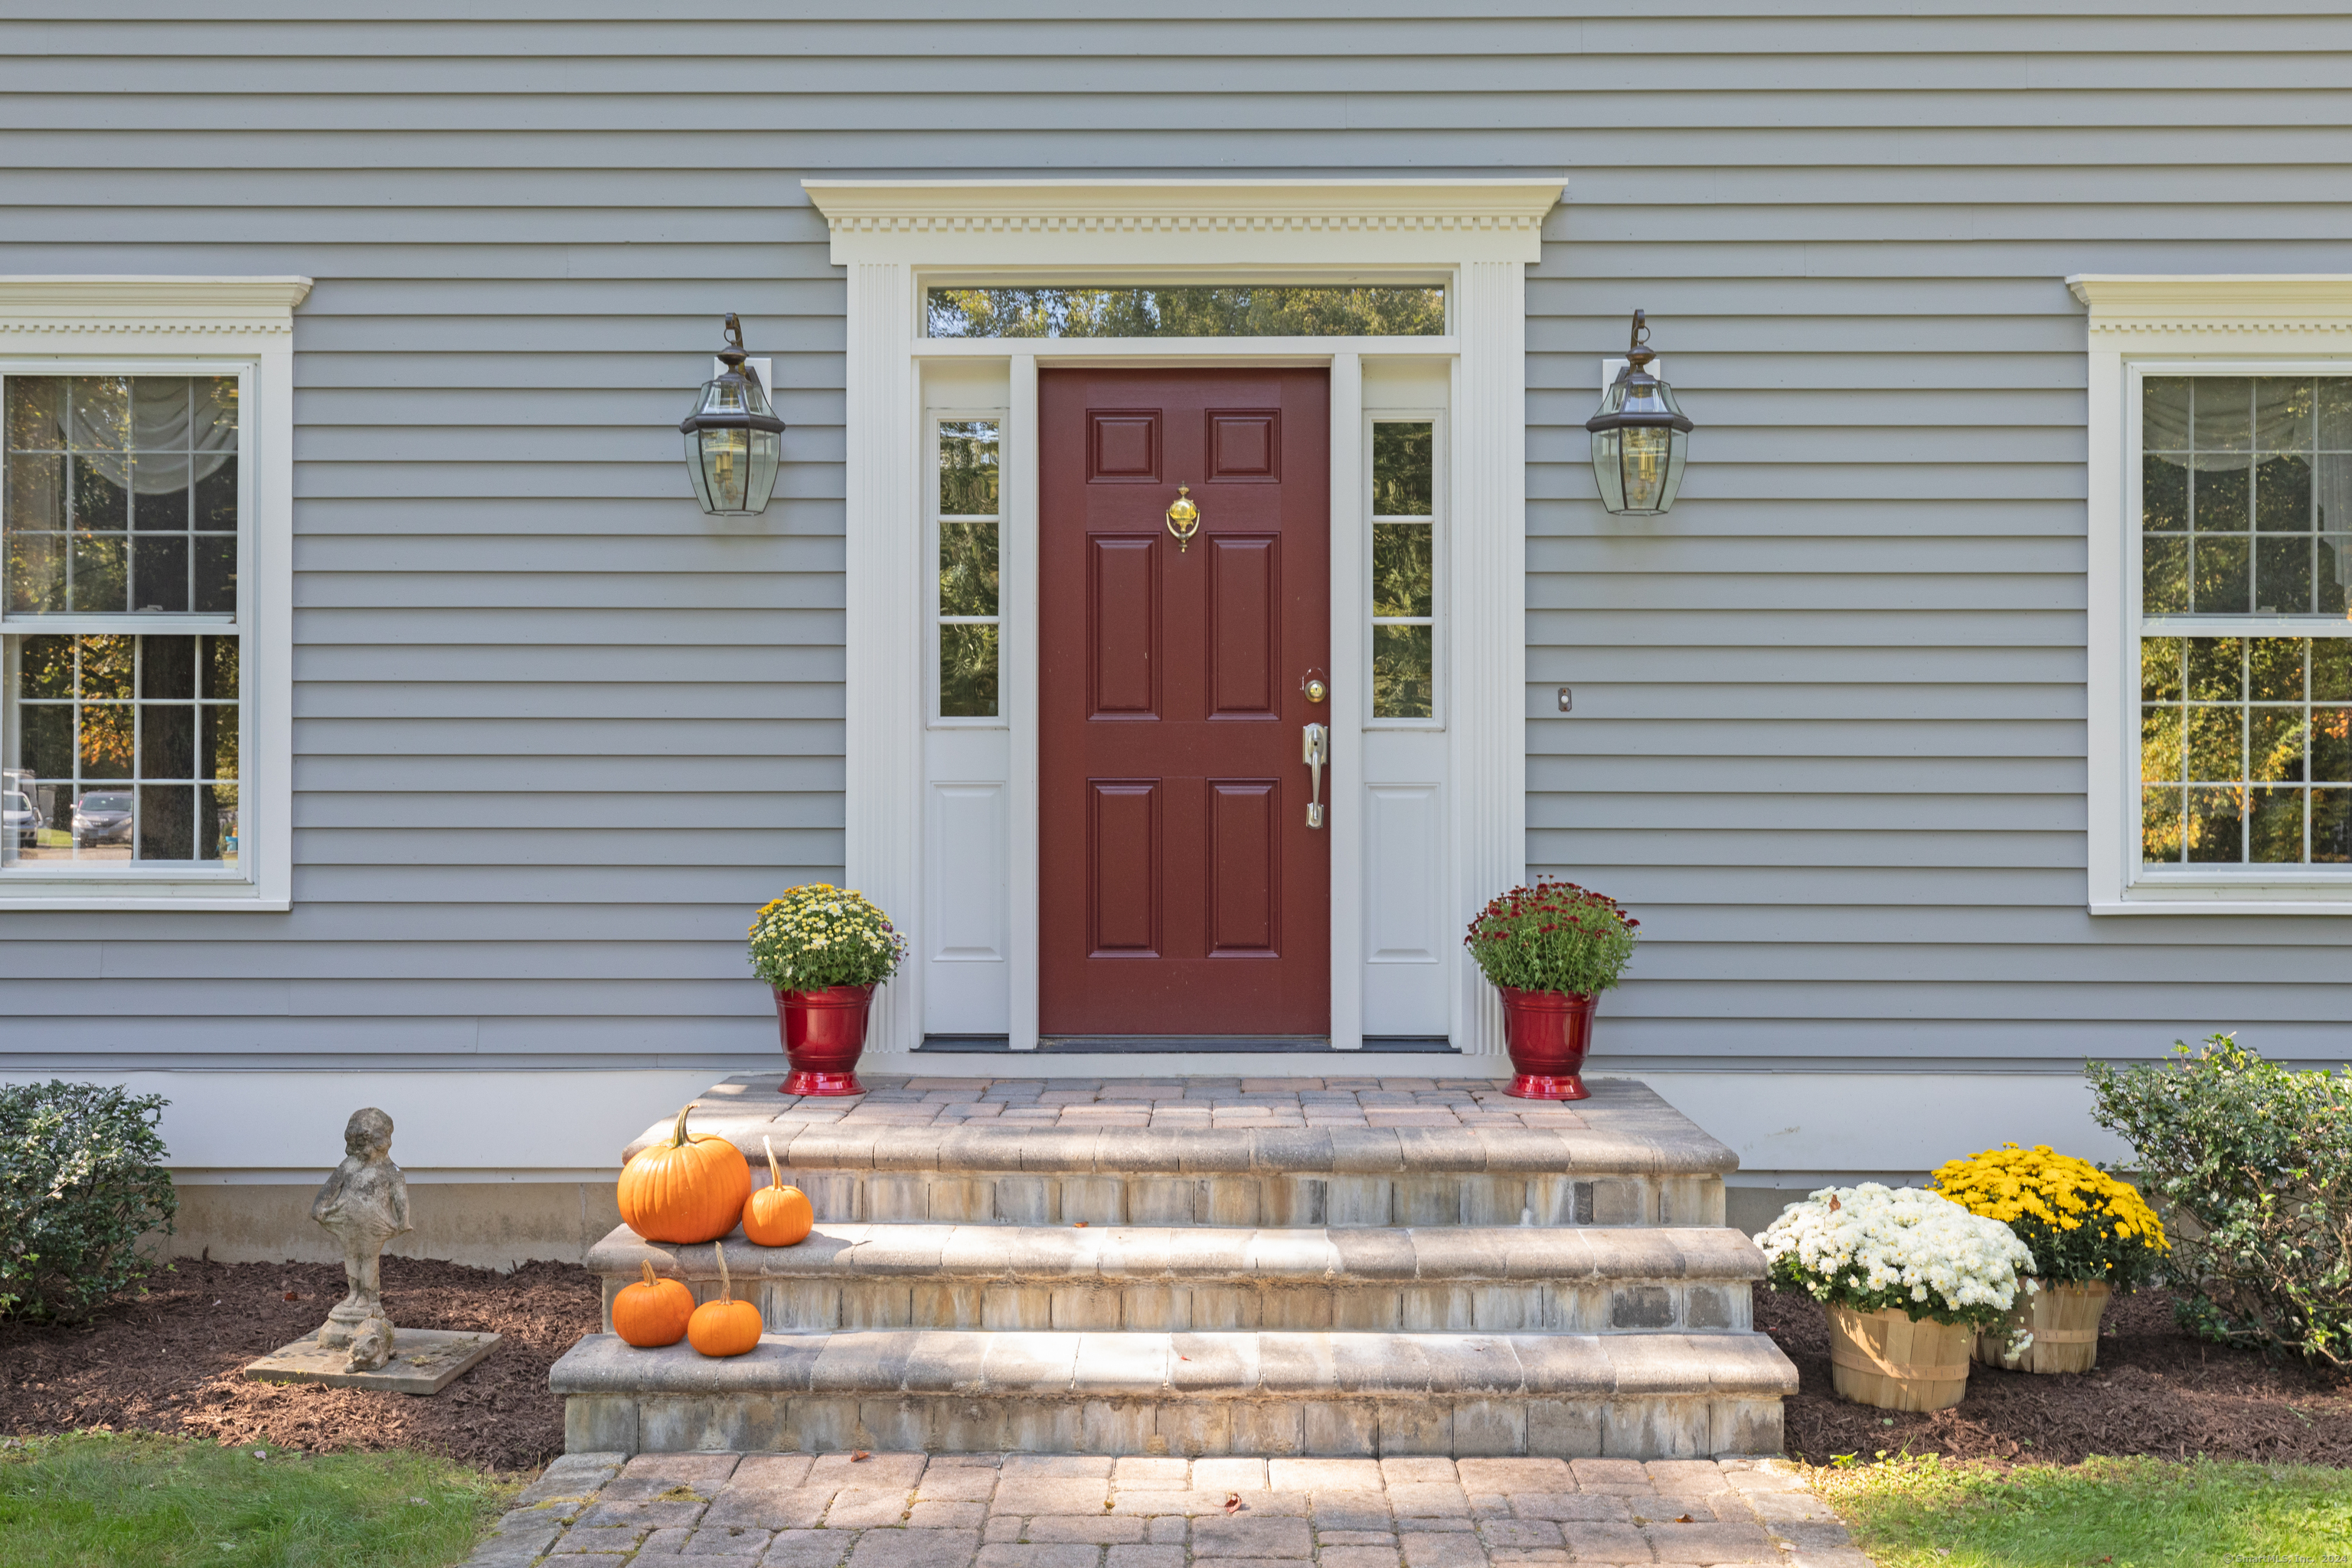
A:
[[925, 284, 1446, 339]]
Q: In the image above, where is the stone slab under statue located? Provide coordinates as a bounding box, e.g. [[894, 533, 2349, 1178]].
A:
[[242, 1106, 498, 1396]]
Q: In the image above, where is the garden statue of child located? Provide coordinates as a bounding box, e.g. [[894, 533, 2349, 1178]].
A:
[[310, 1106, 412, 1371]]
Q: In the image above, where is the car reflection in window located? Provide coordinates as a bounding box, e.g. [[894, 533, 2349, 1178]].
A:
[[73, 791, 134, 849]]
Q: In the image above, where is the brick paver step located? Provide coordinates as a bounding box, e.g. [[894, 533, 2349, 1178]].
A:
[[589, 1224, 1766, 1335], [629, 1079, 1733, 1231], [550, 1328, 1796, 1462]]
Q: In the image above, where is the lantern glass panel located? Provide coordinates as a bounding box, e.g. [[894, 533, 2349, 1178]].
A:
[[681, 365, 783, 516], [1589, 428, 1627, 513], [1621, 426, 1674, 513], [1587, 364, 1691, 516]]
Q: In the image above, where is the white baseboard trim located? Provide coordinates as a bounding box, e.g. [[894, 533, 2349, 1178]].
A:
[[6, 1064, 2131, 1187]]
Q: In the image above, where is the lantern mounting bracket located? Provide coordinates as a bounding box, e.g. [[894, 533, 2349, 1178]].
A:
[[1625, 309, 1655, 371]]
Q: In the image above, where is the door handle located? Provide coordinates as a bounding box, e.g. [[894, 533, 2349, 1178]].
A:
[[1302, 723, 1329, 829]]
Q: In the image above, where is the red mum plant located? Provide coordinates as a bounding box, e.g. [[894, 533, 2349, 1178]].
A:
[[1462, 878, 1640, 996]]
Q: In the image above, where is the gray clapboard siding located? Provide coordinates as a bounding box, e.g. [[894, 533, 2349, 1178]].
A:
[[1548, 648, 2079, 681], [279, 867, 838, 905], [1536, 795, 2081, 833], [1524, 688, 2082, 722], [1540, 831, 2081, 871], [1, 3, 2347, 1082], [295, 758, 838, 795], [1531, 760, 2086, 795]]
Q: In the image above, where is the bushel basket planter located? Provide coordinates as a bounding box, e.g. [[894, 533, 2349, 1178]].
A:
[[1975, 1279, 2110, 1374], [1826, 1303, 1973, 1412]]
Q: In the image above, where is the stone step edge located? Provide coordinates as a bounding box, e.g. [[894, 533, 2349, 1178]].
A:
[[549, 1329, 1797, 1401], [586, 1224, 1767, 1285], [624, 1121, 1738, 1179]]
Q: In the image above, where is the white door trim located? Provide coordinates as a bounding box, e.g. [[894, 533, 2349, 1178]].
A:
[[811, 178, 1557, 1063]]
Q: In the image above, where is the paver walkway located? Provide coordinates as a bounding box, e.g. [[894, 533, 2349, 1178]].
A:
[[460, 1452, 1876, 1568], [700, 1075, 1596, 1132]]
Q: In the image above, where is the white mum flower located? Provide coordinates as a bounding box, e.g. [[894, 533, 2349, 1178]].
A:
[[1757, 1183, 2031, 1318]]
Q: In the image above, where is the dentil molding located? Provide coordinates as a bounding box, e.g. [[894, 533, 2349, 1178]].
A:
[[2069, 274, 2352, 336], [0, 276, 314, 337], [805, 179, 1564, 266]]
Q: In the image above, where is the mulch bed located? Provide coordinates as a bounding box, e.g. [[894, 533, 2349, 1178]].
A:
[[0, 1256, 599, 1472], [8, 1256, 2350, 1472], [1759, 1282, 2352, 1467]]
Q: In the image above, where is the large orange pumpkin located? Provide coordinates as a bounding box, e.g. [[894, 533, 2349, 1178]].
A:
[[742, 1135, 814, 1248], [618, 1105, 752, 1244], [687, 1242, 763, 1358], [612, 1260, 694, 1348]]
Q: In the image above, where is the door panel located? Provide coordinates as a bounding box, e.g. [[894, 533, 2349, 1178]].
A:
[[1089, 412, 1161, 481], [1207, 535, 1278, 717], [1040, 368, 1331, 1037], [1088, 780, 1159, 956], [1088, 537, 1158, 717], [1207, 779, 1279, 956], [1209, 411, 1279, 480]]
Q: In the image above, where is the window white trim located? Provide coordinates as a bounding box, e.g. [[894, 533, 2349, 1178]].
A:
[[809, 180, 1553, 1057], [2073, 273, 2352, 914], [0, 276, 308, 910]]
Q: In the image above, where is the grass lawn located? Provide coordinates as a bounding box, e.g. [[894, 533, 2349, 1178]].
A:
[[1814, 1453, 2352, 1568], [0, 1430, 517, 1568]]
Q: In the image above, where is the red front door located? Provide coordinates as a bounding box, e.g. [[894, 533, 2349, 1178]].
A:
[[1039, 368, 1331, 1040]]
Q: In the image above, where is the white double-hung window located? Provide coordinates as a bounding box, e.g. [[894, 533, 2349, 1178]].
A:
[[2078, 275, 2352, 912], [0, 277, 303, 910]]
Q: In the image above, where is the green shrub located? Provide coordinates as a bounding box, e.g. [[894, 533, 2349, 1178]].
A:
[[2086, 1034, 2352, 1368], [0, 1080, 178, 1321]]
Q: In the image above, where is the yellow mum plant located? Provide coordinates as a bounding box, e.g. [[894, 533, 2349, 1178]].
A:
[[1930, 1143, 2168, 1289], [746, 884, 907, 992]]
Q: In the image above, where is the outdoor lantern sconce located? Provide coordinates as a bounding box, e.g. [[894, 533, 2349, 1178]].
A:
[[680, 312, 786, 516], [1586, 310, 1694, 516]]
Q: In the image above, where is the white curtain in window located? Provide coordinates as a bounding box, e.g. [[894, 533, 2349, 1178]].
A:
[[40, 378, 237, 493], [2145, 381, 2352, 591]]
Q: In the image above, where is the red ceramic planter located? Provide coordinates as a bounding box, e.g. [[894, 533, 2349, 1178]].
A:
[[1498, 987, 1597, 1100], [775, 983, 875, 1096]]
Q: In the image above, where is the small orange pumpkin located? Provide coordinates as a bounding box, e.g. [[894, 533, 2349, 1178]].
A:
[[618, 1104, 752, 1244], [742, 1135, 814, 1248], [687, 1242, 763, 1358], [612, 1260, 694, 1348]]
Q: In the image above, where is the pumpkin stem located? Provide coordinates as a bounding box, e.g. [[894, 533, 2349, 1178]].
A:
[[714, 1240, 732, 1303], [764, 1135, 782, 1190], [669, 1102, 694, 1148], [640, 1260, 657, 1289]]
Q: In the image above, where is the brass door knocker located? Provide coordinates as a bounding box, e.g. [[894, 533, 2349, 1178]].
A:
[[1165, 485, 1200, 552]]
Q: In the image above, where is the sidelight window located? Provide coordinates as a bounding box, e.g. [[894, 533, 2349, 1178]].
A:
[[1370, 419, 1439, 722], [3, 371, 250, 874], [934, 416, 1002, 720], [2135, 374, 2352, 872]]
